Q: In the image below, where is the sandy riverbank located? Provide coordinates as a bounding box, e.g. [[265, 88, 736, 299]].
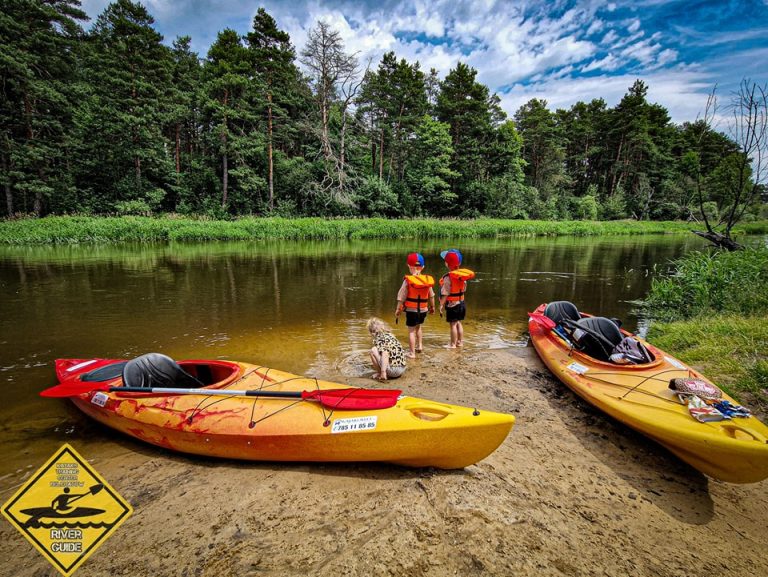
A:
[[2, 346, 767, 577]]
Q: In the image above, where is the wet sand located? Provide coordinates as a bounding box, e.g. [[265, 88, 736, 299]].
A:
[[2, 346, 767, 577]]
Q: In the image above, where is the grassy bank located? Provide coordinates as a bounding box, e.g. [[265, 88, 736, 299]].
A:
[[648, 315, 768, 402], [644, 247, 768, 404], [0, 215, 705, 245]]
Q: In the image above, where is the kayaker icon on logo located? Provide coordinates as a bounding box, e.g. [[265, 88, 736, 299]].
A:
[[1, 443, 132, 576]]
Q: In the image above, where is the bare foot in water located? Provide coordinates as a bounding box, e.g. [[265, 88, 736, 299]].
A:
[[406, 352, 417, 359]]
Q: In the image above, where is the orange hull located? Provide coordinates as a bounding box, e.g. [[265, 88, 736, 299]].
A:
[[55, 359, 514, 469]]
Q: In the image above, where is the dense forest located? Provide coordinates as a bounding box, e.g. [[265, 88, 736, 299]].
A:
[[1, 0, 766, 222]]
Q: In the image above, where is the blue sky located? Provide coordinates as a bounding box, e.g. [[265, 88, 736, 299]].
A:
[[80, 0, 768, 123]]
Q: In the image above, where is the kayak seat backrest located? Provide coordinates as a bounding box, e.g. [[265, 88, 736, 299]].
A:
[[572, 317, 624, 361], [544, 301, 581, 325], [81, 362, 128, 382], [122, 353, 204, 389]]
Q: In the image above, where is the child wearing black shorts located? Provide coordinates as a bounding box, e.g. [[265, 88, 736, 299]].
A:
[[438, 249, 475, 348], [395, 252, 435, 357]]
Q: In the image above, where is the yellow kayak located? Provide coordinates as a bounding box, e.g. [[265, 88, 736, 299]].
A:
[[45, 356, 514, 469], [529, 302, 768, 483]]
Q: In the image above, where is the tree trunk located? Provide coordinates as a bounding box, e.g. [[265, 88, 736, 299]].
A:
[[267, 91, 274, 210], [221, 90, 229, 207], [339, 112, 347, 191], [175, 123, 181, 174], [371, 139, 377, 175], [321, 79, 331, 160], [610, 134, 624, 196], [692, 230, 742, 251], [2, 153, 12, 216], [379, 129, 384, 180], [33, 167, 44, 217], [135, 156, 142, 191], [221, 130, 228, 207]]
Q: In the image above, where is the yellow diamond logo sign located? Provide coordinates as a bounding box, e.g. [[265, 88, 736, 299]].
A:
[[1, 444, 132, 576]]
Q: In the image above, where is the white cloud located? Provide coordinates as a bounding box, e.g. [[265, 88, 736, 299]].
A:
[[500, 67, 714, 123], [74, 0, 762, 124], [581, 53, 620, 73], [601, 30, 619, 44], [586, 19, 605, 36]]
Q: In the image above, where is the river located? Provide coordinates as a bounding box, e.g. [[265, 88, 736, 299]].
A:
[[0, 234, 708, 480]]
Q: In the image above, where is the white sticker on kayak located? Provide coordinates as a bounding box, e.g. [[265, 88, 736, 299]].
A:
[[91, 392, 108, 407], [331, 416, 378, 434], [664, 356, 687, 370], [566, 362, 589, 375], [67, 359, 98, 372]]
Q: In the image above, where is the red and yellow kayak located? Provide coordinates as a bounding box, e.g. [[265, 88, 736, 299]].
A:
[[48, 358, 514, 469], [529, 303, 768, 483]]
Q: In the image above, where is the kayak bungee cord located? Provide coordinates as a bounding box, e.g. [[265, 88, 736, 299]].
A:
[[573, 370, 692, 405], [186, 365, 274, 421]]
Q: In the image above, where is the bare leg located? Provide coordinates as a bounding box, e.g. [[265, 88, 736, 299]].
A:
[[407, 327, 417, 358], [378, 350, 390, 380], [449, 321, 459, 348], [370, 347, 382, 374], [456, 321, 464, 347], [416, 324, 423, 352]]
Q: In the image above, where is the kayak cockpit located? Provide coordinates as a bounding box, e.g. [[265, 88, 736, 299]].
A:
[[75, 354, 241, 389], [540, 301, 658, 367], [122, 353, 241, 388]]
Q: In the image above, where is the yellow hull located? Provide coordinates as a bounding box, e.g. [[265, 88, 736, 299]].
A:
[[60, 359, 514, 469], [529, 307, 768, 483]]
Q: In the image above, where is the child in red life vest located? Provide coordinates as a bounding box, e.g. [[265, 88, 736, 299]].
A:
[[438, 249, 475, 348], [395, 252, 435, 358]]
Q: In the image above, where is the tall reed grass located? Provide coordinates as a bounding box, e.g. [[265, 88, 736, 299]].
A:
[[644, 247, 768, 404], [644, 247, 768, 321], [0, 216, 701, 245]]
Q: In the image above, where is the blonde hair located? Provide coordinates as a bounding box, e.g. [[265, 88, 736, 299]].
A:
[[366, 316, 390, 334]]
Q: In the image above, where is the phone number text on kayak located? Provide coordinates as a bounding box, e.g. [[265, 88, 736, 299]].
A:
[[331, 416, 378, 434]]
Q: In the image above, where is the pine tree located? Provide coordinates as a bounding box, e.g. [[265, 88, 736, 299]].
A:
[[435, 63, 501, 200], [165, 36, 202, 211], [0, 0, 86, 215], [246, 8, 300, 211], [358, 53, 428, 183], [606, 80, 674, 219], [77, 0, 174, 213], [203, 29, 266, 211]]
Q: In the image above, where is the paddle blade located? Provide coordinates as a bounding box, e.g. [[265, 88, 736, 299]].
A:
[[303, 388, 401, 410], [40, 381, 109, 398], [528, 312, 556, 330]]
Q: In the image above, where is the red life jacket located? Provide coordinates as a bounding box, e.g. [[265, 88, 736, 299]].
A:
[[404, 275, 434, 311], [440, 268, 475, 302]]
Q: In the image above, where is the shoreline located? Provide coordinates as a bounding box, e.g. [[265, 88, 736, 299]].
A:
[[0, 216, 718, 245], [2, 347, 767, 577]]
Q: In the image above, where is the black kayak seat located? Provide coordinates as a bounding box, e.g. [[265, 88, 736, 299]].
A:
[[122, 353, 204, 389], [572, 317, 624, 361], [544, 301, 581, 325], [81, 362, 128, 382]]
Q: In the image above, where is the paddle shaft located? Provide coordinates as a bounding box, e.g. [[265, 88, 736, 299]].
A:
[[115, 387, 305, 398], [109, 386, 401, 409]]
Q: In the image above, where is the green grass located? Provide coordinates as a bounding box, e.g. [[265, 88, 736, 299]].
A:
[[644, 247, 768, 408], [644, 247, 768, 321], [647, 314, 768, 409], [0, 215, 705, 245]]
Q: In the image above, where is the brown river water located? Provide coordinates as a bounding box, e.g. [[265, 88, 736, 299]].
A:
[[0, 234, 707, 484]]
